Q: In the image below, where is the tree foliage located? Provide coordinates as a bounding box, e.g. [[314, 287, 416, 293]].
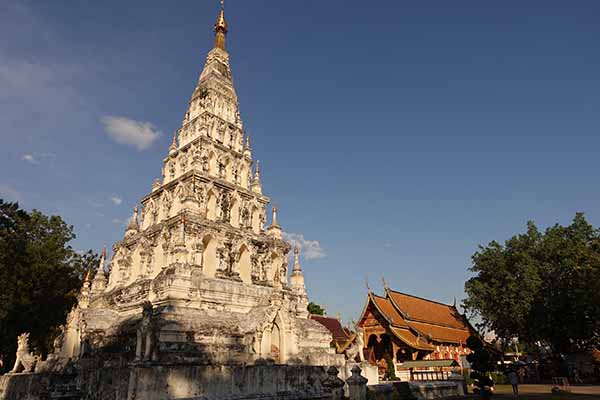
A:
[[307, 302, 325, 316], [464, 213, 600, 354], [0, 200, 98, 372]]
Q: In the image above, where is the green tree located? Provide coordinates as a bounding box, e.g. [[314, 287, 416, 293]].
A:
[[464, 213, 600, 354], [0, 200, 98, 372], [307, 302, 326, 316]]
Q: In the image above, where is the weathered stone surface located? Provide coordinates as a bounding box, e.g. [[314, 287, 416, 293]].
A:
[[0, 364, 336, 400]]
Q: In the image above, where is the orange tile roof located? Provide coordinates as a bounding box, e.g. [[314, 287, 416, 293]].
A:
[[310, 315, 352, 345], [371, 294, 409, 328], [390, 327, 435, 351], [408, 321, 471, 344], [387, 289, 467, 329]]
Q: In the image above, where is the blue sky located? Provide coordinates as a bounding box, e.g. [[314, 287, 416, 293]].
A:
[[1, 0, 599, 323]]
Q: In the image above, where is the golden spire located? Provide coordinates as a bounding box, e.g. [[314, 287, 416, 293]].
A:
[[214, 0, 228, 50]]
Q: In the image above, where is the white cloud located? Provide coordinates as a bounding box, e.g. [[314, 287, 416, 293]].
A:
[[110, 196, 123, 205], [101, 116, 161, 151], [22, 154, 38, 164], [111, 218, 127, 226], [21, 152, 56, 165], [283, 232, 326, 260], [0, 184, 21, 202]]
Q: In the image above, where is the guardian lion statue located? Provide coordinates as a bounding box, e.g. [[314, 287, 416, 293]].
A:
[[10, 333, 39, 373], [135, 301, 158, 362], [344, 328, 365, 362]]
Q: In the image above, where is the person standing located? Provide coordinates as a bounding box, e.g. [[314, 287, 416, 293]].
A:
[[508, 369, 519, 396]]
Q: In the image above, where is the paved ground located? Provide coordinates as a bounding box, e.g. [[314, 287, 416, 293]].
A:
[[459, 384, 600, 399]]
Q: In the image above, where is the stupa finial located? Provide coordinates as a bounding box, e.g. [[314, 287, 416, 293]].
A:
[[214, 0, 228, 50]]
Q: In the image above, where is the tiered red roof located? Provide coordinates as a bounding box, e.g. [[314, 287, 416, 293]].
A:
[[359, 288, 474, 349], [387, 290, 466, 329]]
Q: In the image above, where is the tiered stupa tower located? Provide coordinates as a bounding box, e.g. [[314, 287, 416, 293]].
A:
[[59, 5, 338, 366]]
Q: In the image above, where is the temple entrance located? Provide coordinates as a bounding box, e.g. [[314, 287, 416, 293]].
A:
[[366, 333, 394, 376]]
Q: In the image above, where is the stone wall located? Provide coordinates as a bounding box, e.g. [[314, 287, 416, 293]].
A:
[[367, 381, 464, 400], [0, 363, 333, 400]]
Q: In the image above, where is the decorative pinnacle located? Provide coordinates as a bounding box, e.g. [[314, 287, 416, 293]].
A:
[[214, 0, 228, 50], [365, 277, 371, 294], [381, 275, 388, 290], [271, 206, 279, 227], [84, 269, 92, 283], [97, 245, 106, 274], [292, 244, 301, 272], [252, 160, 260, 185], [127, 206, 139, 232], [169, 131, 177, 152]]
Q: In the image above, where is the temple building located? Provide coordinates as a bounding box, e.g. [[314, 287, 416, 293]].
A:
[[56, 4, 340, 367], [357, 285, 474, 377]]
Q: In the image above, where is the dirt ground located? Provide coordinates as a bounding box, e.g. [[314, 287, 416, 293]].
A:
[[459, 384, 600, 399]]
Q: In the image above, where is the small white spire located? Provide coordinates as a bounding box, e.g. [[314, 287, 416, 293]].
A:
[[290, 244, 306, 298], [266, 205, 282, 239], [243, 135, 252, 158], [91, 245, 108, 292], [97, 246, 106, 274], [126, 206, 139, 234], [271, 206, 279, 227], [251, 160, 262, 194], [254, 160, 261, 181], [292, 244, 301, 272], [169, 131, 178, 153]]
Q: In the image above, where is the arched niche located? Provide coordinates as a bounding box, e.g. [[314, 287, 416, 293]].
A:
[[230, 197, 240, 228], [240, 164, 249, 189], [202, 235, 218, 278], [251, 206, 260, 234], [206, 189, 218, 221], [237, 244, 251, 284], [260, 327, 271, 357], [260, 312, 286, 363], [271, 323, 281, 362], [208, 151, 217, 176], [221, 156, 232, 181]]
